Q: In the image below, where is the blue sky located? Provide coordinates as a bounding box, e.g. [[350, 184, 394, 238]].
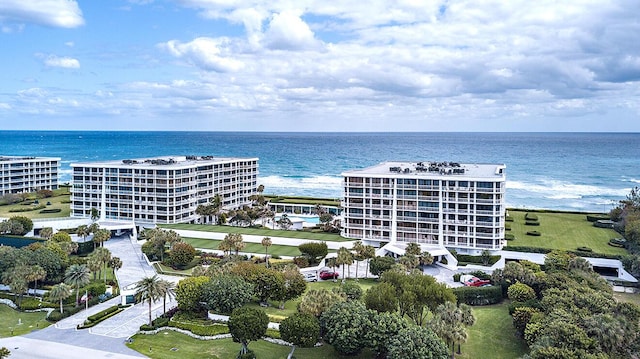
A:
[[1, 0, 639, 131]]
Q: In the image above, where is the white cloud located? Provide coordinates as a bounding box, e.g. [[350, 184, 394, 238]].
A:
[[0, 0, 84, 28], [43, 55, 80, 69], [160, 37, 244, 72], [263, 11, 322, 50]]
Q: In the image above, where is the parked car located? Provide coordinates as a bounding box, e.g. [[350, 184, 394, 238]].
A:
[[319, 270, 339, 280], [303, 273, 318, 282], [463, 276, 491, 287]]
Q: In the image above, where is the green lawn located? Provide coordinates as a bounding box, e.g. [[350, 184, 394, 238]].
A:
[[457, 302, 528, 359], [0, 191, 71, 219], [182, 237, 319, 257], [0, 304, 50, 337], [127, 330, 373, 359], [506, 210, 626, 255], [160, 223, 350, 242]]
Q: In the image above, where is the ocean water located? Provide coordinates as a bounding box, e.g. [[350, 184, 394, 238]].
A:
[[1, 131, 638, 213]]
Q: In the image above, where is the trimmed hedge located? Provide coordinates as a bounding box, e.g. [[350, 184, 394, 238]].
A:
[[505, 216, 514, 222], [9, 205, 46, 212], [457, 254, 501, 266], [524, 213, 538, 221], [39, 208, 62, 214], [505, 233, 515, 241], [525, 221, 540, 226], [576, 246, 592, 252], [453, 286, 503, 306], [608, 238, 626, 248], [526, 231, 541, 236], [169, 319, 230, 336], [504, 245, 622, 260], [586, 215, 609, 222], [87, 305, 120, 322]]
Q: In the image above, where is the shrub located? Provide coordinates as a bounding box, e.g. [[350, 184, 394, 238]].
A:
[[505, 216, 514, 222], [168, 242, 197, 268], [505, 224, 511, 231], [503, 246, 551, 254], [280, 313, 320, 347], [37, 189, 54, 198], [453, 273, 461, 282], [507, 282, 536, 302], [87, 305, 120, 322], [609, 238, 626, 248], [469, 270, 492, 280], [576, 246, 593, 253], [19, 297, 44, 310], [526, 231, 541, 236], [512, 307, 540, 336], [505, 233, 515, 240], [525, 221, 540, 226], [85, 282, 107, 297], [586, 215, 609, 222], [336, 281, 363, 301], [456, 255, 501, 266], [9, 216, 34, 234], [292, 256, 309, 268], [453, 286, 503, 306], [524, 213, 538, 221]]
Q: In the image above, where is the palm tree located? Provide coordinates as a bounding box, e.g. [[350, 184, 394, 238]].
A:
[[135, 275, 164, 326], [93, 229, 111, 248], [94, 247, 112, 283], [76, 224, 90, 244], [261, 237, 272, 268], [336, 247, 353, 280], [48, 283, 72, 314], [2, 265, 29, 305], [158, 279, 176, 315], [87, 255, 102, 281], [352, 241, 364, 280], [26, 265, 47, 296], [109, 257, 123, 272], [65, 264, 91, 307], [362, 245, 376, 278], [211, 194, 222, 224]]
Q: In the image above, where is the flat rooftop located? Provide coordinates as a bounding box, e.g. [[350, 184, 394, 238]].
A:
[[0, 155, 60, 162], [343, 161, 505, 178], [71, 155, 258, 168]]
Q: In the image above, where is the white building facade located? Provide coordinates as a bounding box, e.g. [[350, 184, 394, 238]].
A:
[[0, 156, 60, 195], [71, 155, 258, 225], [342, 161, 506, 259]]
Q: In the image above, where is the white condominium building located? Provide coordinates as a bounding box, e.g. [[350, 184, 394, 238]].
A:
[[0, 156, 60, 195], [342, 161, 506, 254], [71, 156, 258, 224]]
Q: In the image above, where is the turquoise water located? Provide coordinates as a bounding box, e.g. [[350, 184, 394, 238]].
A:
[[275, 216, 321, 224], [1, 131, 638, 212]]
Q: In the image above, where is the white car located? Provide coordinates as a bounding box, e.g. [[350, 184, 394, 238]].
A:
[[303, 273, 318, 282]]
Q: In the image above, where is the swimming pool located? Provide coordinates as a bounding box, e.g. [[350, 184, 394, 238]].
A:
[[275, 215, 320, 224]]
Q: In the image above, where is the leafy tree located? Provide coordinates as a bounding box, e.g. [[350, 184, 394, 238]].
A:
[[275, 265, 307, 308], [508, 282, 536, 302], [1, 265, 29, 305], [228, 307, 269, 356], [135, 275, 164, 326], [430, 301, 476, 358], [261, 237, 272, 268], [168, 242, 196, 268], [298, 288, 345, 318], [39, 227, 54, 240], [320, 301, 374, 355], [220, 233, 244, 256], [277, 213, 293, 230], [512, 307, 540, 336], [175, 276, 210, 312], [9, 216, 33, 234], [364, 282, 398, 313], [64, 264, 91, 306], [366, 312, 409, 357], [254, 268, 285, 304], [387, 325, 449, 359], [90, 207, 99, 221], [298, 242, 328, 265], [280, 313, 320, 348], [29, 246, 65, 283], [51, 231, 72, 243], [202, 274, 253, 314], [334, 281, 363, 301], [48, 283, 72, 314], [544, 250, 572, 271], [369, 256, 396, 277], [319, 212, 334, 231]]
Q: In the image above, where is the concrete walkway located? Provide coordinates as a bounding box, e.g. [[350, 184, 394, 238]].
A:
[[12, 234, 177, 358]]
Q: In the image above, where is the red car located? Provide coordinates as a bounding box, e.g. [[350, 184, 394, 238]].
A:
[[319, 270, 339, 280], [463, 277, 491, 287]]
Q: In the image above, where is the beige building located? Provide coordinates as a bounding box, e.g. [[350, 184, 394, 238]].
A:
[[342, 161, 506, 262], [0, 156, 60, 195], [71, 155, 258, 225]]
